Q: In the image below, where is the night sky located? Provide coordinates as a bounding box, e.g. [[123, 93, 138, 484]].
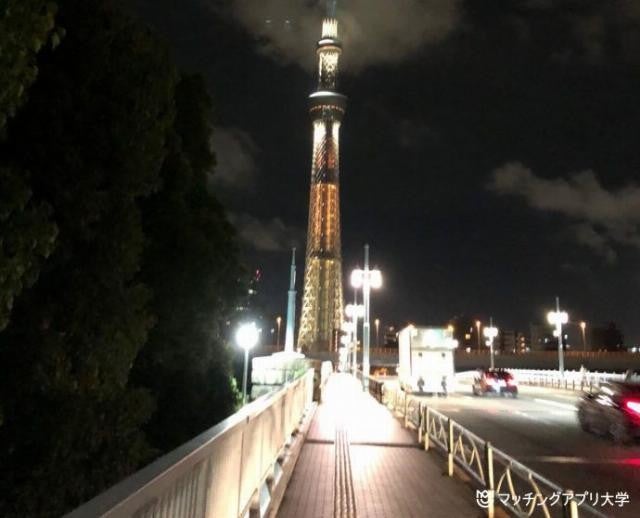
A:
[[125, 0, 640, 344]]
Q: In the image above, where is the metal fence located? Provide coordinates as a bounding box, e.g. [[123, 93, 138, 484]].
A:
[[508, 369, 631, 392], [354, 370, 385, 402], [65, 369, 315, 518], [381, 384, 607, 518]]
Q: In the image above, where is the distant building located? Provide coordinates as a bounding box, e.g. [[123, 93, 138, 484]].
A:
[[448, 315, 480, 350], [229, 269, 268, 343], [383, 325, 399, 347], [591, 322, 625, 351], [530, 322, 587, 351], [515, 332, 529, 353], [498, 329, 516, 352], [530, 323, 556, 351], [235, 269, 262, 314]]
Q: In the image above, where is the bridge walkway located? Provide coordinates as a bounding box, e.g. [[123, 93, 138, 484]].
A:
[[277, 373, 479, 518]]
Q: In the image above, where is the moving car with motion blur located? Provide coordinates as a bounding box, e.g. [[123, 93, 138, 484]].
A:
[[577, 382, 640, 444], [472, 368, 518, 397]]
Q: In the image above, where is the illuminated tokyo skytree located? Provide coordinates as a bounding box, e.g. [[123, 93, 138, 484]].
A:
[[298, 1, 346, 352]]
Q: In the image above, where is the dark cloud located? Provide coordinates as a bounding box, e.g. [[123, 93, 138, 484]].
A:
[[570, 223, 617, 264], [519, 0, 640, 64], [396, 119, 438, 149], [488, 162, 640, 261], [225, 0, 461, 71], [209, 127, 259, 189], [228, 213, 304, 252]]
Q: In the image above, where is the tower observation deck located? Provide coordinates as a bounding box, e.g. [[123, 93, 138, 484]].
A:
[[297, 4, 346, 352]]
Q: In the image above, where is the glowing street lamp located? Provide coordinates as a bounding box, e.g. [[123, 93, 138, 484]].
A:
[[236, 322, 259, 404], [345, 304, 365, 319], [375, 318, 381, 347], [475, 320, 482, 349], [547, 297, 569, 376], [351, 244, 382, 389], [580, 321, 587, 352], [483, 318, 499, 370], [276, 315, 282, 347]]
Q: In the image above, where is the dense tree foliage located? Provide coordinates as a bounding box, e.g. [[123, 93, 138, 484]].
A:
[[0, 1, 243, 514], [0, 0, 176, 515], [134, 75, 242, 451], [0, 0, 59, 129], [0, 1, 59, 334]]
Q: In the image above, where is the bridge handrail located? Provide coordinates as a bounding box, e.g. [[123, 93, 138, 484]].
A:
[[353, 370, 387, 402], [508, 369, 632, 392], [380, 384, 607, 518], [456, 368, 635, 392], [65, 369, 315, 518]]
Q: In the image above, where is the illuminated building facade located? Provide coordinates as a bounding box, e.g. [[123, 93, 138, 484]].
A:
[[298, 2, 346, 352]]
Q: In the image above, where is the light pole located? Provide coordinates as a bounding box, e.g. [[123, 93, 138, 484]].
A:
[[276, 316, 282, 347], [547, 297, 569, 376], [375, 318, 380, 347], [340, 320, 355, 372], [236, 322, 259, 405], [284, 248, 297, 354], [351, 244, 382, 389], [353, 287, 358, 371], [475, 320, 481, 349], [483, 318, 498, 370], [580, 321, 587, 352], [345, 303, 364, 373]]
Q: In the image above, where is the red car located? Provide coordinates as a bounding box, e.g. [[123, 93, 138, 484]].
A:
[[472, 369, 518, 397]]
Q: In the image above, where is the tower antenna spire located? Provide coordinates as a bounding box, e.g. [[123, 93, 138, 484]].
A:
[[284, 248, 297, 354], [326, 0, 337, 18]]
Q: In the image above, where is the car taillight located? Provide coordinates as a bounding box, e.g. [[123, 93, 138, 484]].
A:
[[625, 400, 640, 415]]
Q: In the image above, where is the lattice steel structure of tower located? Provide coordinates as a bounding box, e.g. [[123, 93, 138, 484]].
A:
[[297, 2, 346, 352]]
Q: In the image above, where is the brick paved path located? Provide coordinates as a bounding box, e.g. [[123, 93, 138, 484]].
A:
[[277, 374, 480, 518]]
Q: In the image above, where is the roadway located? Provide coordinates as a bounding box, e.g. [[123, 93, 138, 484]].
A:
[[418, 382, 640, 517]]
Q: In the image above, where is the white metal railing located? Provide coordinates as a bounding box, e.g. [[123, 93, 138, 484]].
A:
[[456, 368, 635, 393], [381, 385, 607, 518], [508, 369, 632, 392], [65, 369, 315, 518]]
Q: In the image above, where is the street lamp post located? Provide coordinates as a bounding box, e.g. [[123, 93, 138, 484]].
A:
[[547, 297, 569, 376], [236, 322, 259, 405], [351, 244, 382, 390], [340, 320, 354, 372], [345, 303, 364, 374], [475, 320, 481, 349], [580, 321, 587, 352], [353, 287, 358, 373], [276, 316, 282, 347], [483, 318, 498, 370]]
